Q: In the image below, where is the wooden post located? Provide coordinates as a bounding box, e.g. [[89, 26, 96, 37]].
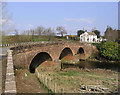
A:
[[41, 74, 43, 82], [39, 74, 41, 80], [61, 88, 64, 94], [61, 63, 63, 70], [49, 78, 51, 91], [38, 72, 39, 78], [44, 76, 46, 84], [45, 77, 47, 86], [54, 82, 56, 93], [43, 75, 44, 83], [48, 78, 50, 93]]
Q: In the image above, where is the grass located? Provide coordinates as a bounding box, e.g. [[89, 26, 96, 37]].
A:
[[2, 35, 52, 44], [57, 70, 116, 82], [36, 65, 118, 93], [57, 70, 79, 76], [35, 75, 53, 93], [61, 58, 79, 64], [2, 57, 7, 93], [32, 37, 48, 42], [26, 71, 31, 78], [2, 35, 80, 46]]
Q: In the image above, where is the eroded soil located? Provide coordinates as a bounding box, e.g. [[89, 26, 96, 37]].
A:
[[15, 69, 46, 93]]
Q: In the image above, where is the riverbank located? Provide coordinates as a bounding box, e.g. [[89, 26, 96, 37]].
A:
[[14, 68, 46, 93], [36, 64, 119, 93]]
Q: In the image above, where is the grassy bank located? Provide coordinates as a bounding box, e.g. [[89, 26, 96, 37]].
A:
[[2, 35, 80, 45], [2, 35, 50, 44], [36, 65, 119, 93], [2, 57, 7, 93]]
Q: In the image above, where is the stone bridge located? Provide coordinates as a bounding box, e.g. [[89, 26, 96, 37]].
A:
[[10, 42, 94, 73]]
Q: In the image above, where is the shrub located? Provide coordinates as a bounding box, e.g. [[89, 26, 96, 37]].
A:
[[100, 42, 120, 61]]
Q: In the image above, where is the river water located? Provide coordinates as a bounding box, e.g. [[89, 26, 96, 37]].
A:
[[62, 61, 120, 72]]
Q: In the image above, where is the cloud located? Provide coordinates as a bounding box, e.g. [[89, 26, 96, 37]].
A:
[[26, 24, 34, 30], [64, 17, 95, 24], [0, 18, 14, 26]]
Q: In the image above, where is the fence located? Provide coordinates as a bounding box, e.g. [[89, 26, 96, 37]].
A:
[[36, 69, 64, 93]]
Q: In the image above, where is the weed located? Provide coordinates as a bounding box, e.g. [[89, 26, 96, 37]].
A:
[[35, 76, 53, 93], [48, 74, 51, 76], [26, 72, 31, 78]]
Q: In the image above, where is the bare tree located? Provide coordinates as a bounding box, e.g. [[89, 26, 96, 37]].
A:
[[30, 29, 35, 36], [14, 29, 19, 36], [45, 28, 54, 35], [56, 26, 67, 37], [36, 26, 44, 35], [21, 30, 32, 42], [1, 2, 15, 36], [43, 28, 56, 40], [22, 30, 29, 35]]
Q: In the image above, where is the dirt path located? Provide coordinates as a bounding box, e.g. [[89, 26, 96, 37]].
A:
[[15, 69, 46, 93]]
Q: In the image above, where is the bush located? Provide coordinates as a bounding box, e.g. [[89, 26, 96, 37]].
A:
[[115, 39, 120, 44], [100, 42, 120, 61], [92, 43, 102, 50]]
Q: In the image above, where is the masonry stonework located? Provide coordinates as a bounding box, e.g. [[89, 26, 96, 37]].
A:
[[11, 42, 93, 69]]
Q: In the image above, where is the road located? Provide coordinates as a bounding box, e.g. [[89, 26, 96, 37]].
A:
[[0, 47, 10, 94]]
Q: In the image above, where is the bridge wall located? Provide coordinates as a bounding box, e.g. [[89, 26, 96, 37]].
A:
[[11, 42, 93, 69]]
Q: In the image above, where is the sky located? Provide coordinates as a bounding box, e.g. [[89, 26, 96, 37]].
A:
[[7, 2, 118, 36], [118, 2, 120, 30]]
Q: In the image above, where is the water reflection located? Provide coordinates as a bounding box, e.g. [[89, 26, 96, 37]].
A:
[[62, 61, 119, 72]]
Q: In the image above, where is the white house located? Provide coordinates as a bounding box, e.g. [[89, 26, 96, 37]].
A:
[[97, 37, 107, 42], [80, 31, 98, 43]]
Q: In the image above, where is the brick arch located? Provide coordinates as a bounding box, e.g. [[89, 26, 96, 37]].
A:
[[28, 49, 54, 65], [29, 51, 53, 73], [11, 42, 93, 70], [75, 46, 87, 55], [77, 47, 85, 54], [59, 47, 73, 60]]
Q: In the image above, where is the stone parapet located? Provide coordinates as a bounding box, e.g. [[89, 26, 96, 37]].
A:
[[5, 50, 17, 94]]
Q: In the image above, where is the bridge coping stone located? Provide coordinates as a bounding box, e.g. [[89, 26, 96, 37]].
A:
[[5, 50, 17, 93]]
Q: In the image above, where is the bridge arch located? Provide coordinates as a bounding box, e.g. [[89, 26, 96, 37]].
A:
[[77, 47, 84, 54], [59, 47, 73, 60], [29, 52, 52, 73]]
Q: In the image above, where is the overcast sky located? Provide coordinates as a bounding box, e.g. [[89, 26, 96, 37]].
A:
[[7, 2, 118, 36]]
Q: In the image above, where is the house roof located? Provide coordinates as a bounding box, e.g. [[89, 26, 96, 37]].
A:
[[65, 35, 77, 37], [81, 31, 96, 36], [87, 32, 96, 35]]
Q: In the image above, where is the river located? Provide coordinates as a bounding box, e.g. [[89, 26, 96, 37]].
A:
[[62, 61, 120, 72]]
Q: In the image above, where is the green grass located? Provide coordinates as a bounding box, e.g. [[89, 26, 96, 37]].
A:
[[2, 35, 80, 45], [35, 75, 53, 93], [58, 70, 79, 76], [38, 66, 117, 82], [61, 59, 78, 64], [32, 37, 48, 42], [36, 66, 118, 93], [57, 70, 117, 82], [26, 71, 31, 78], [2, 35, 51, 44]]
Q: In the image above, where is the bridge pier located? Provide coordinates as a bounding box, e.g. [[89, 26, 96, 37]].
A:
[[10, 42, 94, 73], [54, 59, 61, 64]]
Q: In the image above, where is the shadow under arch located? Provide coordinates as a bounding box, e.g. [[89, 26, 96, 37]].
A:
[[29, 52, 52, 73], [59, 47, 73, 60], [77, 47, 84, 54]]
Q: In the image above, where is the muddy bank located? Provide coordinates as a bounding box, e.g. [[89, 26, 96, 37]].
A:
[[15, 68, 46, 93]]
